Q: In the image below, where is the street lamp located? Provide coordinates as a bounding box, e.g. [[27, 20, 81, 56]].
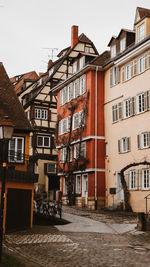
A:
[[0, 116, 14, 263]]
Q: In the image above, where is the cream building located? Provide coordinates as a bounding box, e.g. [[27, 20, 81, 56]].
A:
[[104, 7, 150, 213]]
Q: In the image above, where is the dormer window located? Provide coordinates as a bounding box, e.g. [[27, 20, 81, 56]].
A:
[[120, 38, 126, 52], [138, 23, 145, 42], [111, 45, 116, 58], [73, 61, 77, 73]]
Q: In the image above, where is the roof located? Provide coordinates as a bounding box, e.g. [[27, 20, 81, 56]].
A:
[[0, 63, 32, 132], [57, 46, 70, 58], [91, 51, 110, 66], [137, 7, 150, 20], [117, 28, 135, 39], [11, 71, 39, 95]]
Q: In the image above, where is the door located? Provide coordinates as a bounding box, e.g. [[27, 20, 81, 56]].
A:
[[6, 188, 32, 233], [82, 174, 88, 205], [116, 172, 124, 202]]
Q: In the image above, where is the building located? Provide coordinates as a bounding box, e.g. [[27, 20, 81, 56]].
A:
[[51, 26, 109, 209], [104, 7, 150, 212], [0, 63, 38, 233]]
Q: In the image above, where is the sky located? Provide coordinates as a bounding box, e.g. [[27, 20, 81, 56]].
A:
[[0, 0, 150, 78]]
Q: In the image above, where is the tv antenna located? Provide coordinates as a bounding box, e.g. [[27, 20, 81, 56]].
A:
[[42, 48, 58, 61]]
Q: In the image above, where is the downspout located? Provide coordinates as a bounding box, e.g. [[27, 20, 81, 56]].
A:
[[95, 66, 98, 209]]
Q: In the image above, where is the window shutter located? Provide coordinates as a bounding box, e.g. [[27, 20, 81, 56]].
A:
[[67, 116, 71, 132], [32, 134, 37, 148], [83, 75, 86, 94], [144, 91, 148, 111], [148, 51, 150, 68], [48, 109, 51, 121], [121, 67, 125, 82], [137, 134, 141, 149], [60, 149, 63, 162], [147, 90, 150, 110], [145, 53, 148, 69], [148, 132, 150, 147], [118, 102, 122, 119], [116, 66, 119, 84], [118, 140, 121, 153], [110, 68, 113, 87], [130, 97, 135, 116], [60, 90, 63, 106], [59, 121, 62, 136], [133, 59, 137, 75], [51, 136, 54, 148], [139, 169, 142, 190], [131, 62, 133, 77], [127, 137, 130, 152], [30, 106, 35, 119]]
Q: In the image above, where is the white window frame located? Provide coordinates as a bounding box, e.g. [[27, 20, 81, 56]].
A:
[[123, 99, 131, 118], [110, 66, 119, 87], [111, 45, 116, 58], [125, 63, 133, 80], [60, 147, 67, 163], [80, 75, 86, 95], [136, 93, 145, 114], [79, 57, 84, 70], [142, 168, 150, 190], [138, 23, 145, 42], [76, 175, 81, 194], [85, 46, 90, 53], [8, 137, 24, 163], [112, 104, 119, 122], [120, 38, 126, 53], [138, 55, 145, 73], [37, 136, 50, 148], [119, 137, 130, 153], [129, 170, 136, 190], [74, 142, 86, 159], [73, 61, 77, 73], [35, 108, 48, 120], [141, 132, 149, 149]]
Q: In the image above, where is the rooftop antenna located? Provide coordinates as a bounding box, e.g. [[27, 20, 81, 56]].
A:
[[42, 48, 58, 61]]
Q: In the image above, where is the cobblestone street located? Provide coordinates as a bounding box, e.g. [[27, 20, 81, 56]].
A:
[[4, 206, 150, 267]]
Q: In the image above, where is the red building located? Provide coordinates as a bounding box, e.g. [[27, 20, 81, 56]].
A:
[[51, 26, 109, 209]]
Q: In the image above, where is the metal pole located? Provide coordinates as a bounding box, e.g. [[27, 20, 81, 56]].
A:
[[0, 163, 6, 263]]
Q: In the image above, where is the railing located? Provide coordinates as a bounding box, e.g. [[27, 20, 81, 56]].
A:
[[144, 193, 150, 216], [33, 200, 62, 219]]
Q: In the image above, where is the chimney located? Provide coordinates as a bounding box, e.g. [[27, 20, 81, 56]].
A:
[[71, 25, 78, 48], [48, 60, 53, 70]]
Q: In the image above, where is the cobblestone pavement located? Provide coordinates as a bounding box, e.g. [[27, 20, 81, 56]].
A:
[[4, 207, 150, 267]]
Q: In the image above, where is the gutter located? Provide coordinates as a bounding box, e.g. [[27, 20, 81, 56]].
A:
[[95, 66, 98, 207]]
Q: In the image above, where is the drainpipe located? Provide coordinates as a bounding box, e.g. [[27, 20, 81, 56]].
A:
[[95, 66, 98, 209]]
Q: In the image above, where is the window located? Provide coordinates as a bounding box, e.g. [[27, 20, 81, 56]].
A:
[[142, 169, 149, 190], [74, 79, 80, 98], [80, 75, 86, 95], [138, 55, 145, 73], [85, 46, 90, 53], [76, 175, 81, 194], [138, 132, 149, 149], [126, 63, 133, 80], [73, 61, 77, 73], [68, 83, 74, 101], [120, 38, 126, 52], [110, 45, 116, 58], [79, 57, 84, 70], [123, 99, 131, 118], [47, 163, 56, 173], [110, 66, 119, 87], [74, 142, 86, 159], [35, 109, 48, 120], [73, 112, 79, 130], [37, 136, 50, 148], [112, 104, 119, 122], [138, 23, 145, 42], [118, 137, 130, 153], [60, 147, 72, 163], [8, 137, 24, 163], [136, 93, 145, 113], [129, 170, 136, 190]]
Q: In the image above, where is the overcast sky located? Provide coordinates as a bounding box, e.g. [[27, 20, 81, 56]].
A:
[[0, 0, 150, 77]]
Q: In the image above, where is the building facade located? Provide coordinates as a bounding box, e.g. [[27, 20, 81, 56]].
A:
[[0, 63, 38, 233], [51, 26, 107, 209], [104, 7, 150, 212]]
